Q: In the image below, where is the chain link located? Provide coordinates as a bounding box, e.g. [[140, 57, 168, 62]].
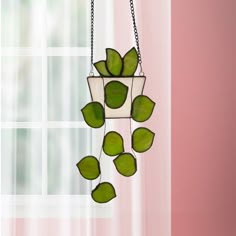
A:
[[129, 0, 142, 67], [90, 0, 94, 75], [90, 0, 143, 75]]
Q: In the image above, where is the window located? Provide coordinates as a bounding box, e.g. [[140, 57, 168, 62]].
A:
[[1, 0, 114, 218]]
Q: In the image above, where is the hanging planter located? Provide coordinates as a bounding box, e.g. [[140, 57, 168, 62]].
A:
[[88, 48, 146, 118], [76, 0, 156, 204]]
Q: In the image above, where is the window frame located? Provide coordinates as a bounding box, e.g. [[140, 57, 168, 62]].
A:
[[0, 0, 114, 218]]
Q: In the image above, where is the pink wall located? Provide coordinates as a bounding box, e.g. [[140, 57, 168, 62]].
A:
[[172, 1, 235, 236]]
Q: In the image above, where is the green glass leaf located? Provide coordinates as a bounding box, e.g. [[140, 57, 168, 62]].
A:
[[105, 81, 128, 109], [121, 47, 138, 76], [103, 131, 124, 156], [81, 102, 105, 128], [113, 153, 137, 177], [92, 182, 116, 203], [131, 95, 155, 122], [132, 127, 155, 153], [94, 60, 111, 77], [106, 48, 123, 76], [76, 156, 100, 180]]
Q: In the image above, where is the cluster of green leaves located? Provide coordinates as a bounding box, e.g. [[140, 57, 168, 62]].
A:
[[78, 93, 155, 203], [77, 47, 156, 203], [103, 132, 136, 177], [131, 95, 156, 153], [76, 156, 116, 203], [80, 95, 155, 129], [94, 47, 139, 77]]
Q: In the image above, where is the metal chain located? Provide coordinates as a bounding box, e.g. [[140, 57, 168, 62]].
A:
[[129, 0, 143, 72], [90, 0, 94, 75], [90, 0, 144, 75]]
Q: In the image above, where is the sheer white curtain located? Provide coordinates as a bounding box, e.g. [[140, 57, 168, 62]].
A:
[[0, 0, 171, 235]]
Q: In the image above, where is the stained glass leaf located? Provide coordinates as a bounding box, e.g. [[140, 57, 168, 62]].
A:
[[113, 153, 137, 177], [81, 102, 105, 128], [121, 47, 138, 76], [94, 61, 111, 77], [92, 182, 116, 203], [131, 95, 155, 122], [106, 48, 123, 76], [132, 127, 155, 153], [105, 81, 128, 109], [76, 156, 100, 180], [103, 131, 124, 156]]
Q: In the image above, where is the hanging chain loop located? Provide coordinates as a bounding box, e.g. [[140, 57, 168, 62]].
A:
[[90, 0, 144, 76]]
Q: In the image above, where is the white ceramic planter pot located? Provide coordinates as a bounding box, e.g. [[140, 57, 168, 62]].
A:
[[87, 76, 146, 118]]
